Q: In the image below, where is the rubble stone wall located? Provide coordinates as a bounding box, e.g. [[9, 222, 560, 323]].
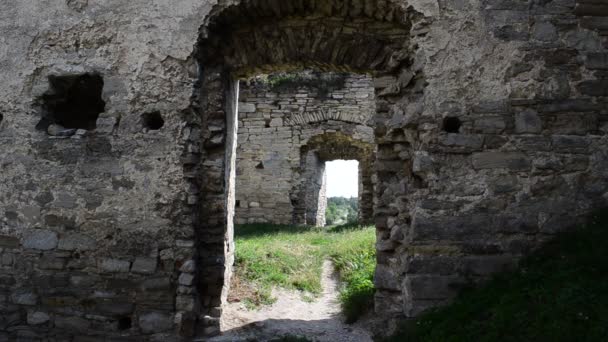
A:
[[0, 0, 606, 340], [235, 74, 376, 226]]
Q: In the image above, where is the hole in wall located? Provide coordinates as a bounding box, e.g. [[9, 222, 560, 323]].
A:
[[38, 73, 105, 132], [236, 200, 241, 207], [442, 116, 462, 133], [0, 113, 3, 125], [256, 162, 265, 169], [142, 111, 165, 130], [117, 316, 132, 330]]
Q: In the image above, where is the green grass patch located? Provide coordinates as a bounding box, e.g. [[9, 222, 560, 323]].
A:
[[386, 209, 608, 342], [232, 223, 376, 322]]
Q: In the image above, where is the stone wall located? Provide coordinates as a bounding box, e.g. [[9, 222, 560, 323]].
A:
[[235, 73, 376, 226], [0, 0, 606, 340]]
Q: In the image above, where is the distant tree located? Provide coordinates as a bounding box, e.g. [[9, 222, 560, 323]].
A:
[[326, 197, 358, 226]]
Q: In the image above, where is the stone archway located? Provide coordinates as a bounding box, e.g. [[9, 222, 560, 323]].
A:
[[292, 132, 375, 226], [187, 0, 426, 335]]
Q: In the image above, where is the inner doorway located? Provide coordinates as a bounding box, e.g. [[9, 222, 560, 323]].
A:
[[324, 160, 359, 226]]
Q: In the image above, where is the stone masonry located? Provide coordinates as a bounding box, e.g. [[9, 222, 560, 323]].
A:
[[235, 72, 376, 226], [0, 0, 607, 340]]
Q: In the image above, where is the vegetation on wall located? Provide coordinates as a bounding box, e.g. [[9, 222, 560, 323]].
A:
[[386, 210, 608, 342], [326, 197, 358, 226], [248, 71, 349, 98]]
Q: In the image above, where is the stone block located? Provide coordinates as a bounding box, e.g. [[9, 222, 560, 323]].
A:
[[22, 230, 58, 250], [178, 273, 194, 286], [438, 134, 484, 151], [405, 275, 467, 300], [140, 277, 171, 291], [461, 255, 518, 276], [99, 258, 130, 273], [176, 295, 195, 311], [1, 253, 14, 266], [473, 116, 506, 134], [138, 312, 173, 334], [0, 236, 19, 249], [179, 260, 195, 273], [538, 99, 602, 113], [472, 152, 531, 170], [55, 315, 91, 332], [131, 257, 157, 274], [95, 116, 118, 134], [532, 22, 558, 42], [585, 53, 608, 70], [58, 233, 96, 251], [11, 291, 38, 305], [54, 192, 78, 209], [406, 255, 457, 275], [95, 302, 134, 316], [515, 109, 542, 133], [39, 255, 67, 270], [411, 213, 493, 241], [552, 135, 590, 153], [374, 264, 401, 291], [578, 79, 608, 97], [27, 311, 50, 325]]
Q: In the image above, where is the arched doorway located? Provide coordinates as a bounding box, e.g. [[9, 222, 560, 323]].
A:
[[186, 0, 425, 335]]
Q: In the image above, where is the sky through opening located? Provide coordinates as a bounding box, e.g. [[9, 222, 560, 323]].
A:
[[325, 160, 358, 198]]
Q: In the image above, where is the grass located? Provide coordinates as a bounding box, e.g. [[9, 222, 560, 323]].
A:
[[386, 209, 608, 342], [231, 222, 376, 321]]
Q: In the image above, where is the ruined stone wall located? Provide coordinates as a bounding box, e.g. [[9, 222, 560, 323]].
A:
[[235, 73, 376, 225], [0, 0, 606, 340], [0, 1, 209, 339]]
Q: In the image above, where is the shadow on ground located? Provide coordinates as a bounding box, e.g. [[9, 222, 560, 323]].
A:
[[207, 315, 373, 342]]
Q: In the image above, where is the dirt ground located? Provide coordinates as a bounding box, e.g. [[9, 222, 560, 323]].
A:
[[207, 260, 374, 342]]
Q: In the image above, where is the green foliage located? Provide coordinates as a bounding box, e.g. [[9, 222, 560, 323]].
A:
[[386, 209, 608, 342], [326, 197, 358, 226], [257, 71, 348, 98], [328, 225, 376, 323], [233, 223, 376, 323]]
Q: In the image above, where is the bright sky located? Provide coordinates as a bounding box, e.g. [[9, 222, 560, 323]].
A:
[[325, 160, 359, 198]]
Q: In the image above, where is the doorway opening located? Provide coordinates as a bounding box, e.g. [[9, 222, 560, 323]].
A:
[[325, 160, 359, 226], [188, 0, 426, 337], [216, 71, 378, 339]]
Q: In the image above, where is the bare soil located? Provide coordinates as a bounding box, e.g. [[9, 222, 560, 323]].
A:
[[208, 260, 374, 342]]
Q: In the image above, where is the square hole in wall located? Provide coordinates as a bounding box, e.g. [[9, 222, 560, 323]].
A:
[[38, 73, 105, 131]]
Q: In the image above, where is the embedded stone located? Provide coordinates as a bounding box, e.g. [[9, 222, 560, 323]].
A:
[[55, 315, 91, 332], [99, 258, 130, 273], [131, 257, 157, 274], [180, 260, 195, 273], [27, 311, 50, 325], [238, 103, 256, 113], [532, 22, 558, 42], [11, 291, 38, 306], [472, 152, 531, 171], [58, 233, 96, 251], [138, 312, 173, 334], [178, 273, 194, 286], [405, 275, 467, 300], [0, 235, 19, 249], [515, 109, 542, 133], [22, 230, 58, 250]]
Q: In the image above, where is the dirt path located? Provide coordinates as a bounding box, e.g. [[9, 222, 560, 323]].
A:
[[207, 260, 373, 342]]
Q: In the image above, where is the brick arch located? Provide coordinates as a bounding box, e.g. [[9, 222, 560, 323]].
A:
[[188, 0, 427, 336], [196, 0, 416, 77]]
